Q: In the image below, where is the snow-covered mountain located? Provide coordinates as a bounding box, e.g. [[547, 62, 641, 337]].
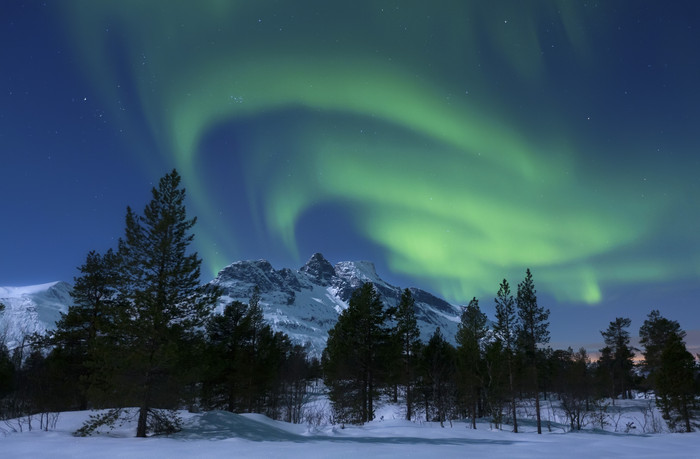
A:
[[0, 254, 463, 357], [210, 253, 462, 356], [0, 281, 72, 351]]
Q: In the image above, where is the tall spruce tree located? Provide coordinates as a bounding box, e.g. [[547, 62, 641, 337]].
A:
[[390, 288, 422, 421], [516, 268, 549, 434], [655, 332, 697, 432], [482, 337, 509, 429], [639, 310, 685, 383], [89, 170, 218, 437], [456, 297, 487, 429], [204, 300, 249, 412], [240, 289, 277, 413], [421, 327, 456, 426], [50, 249, 121, 410], [324, 283, 387, 424], [600, 317, 634, 403], [493, 278, 519, 432]]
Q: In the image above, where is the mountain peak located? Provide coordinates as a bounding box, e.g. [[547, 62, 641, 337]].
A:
[[334, 260, 379, 284], [210, 254, 461, 357], [215, 259, 277, 292], [300, 253, 335, 286]]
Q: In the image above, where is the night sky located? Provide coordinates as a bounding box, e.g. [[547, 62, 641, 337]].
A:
[[2, 1, 699, 349]]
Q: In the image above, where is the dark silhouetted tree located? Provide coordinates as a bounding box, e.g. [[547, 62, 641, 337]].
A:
[[516, 268, 549, 434], [493, 278, 519, 432], [324, 283, 387, 424], [600, 317, 634, 403], [456, 297, 487, 429], [87, 170, 219, 437], [639, 310, 685, 389], [388, 288, 422, 421], [421, 327, 456, 426], [482, 337, 509, 429], [655, 332, 697, 432], [203, 295, 312, 422], [0, 342, 15, 417], [204, 300, 249, 411], [49, 249, 121, 410]]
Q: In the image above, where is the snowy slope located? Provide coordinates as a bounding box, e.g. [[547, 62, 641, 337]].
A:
[[0, 281, 72, 350], [210, 253, 462, 356]]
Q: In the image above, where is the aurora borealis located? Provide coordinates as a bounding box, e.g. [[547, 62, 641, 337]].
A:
[[2, 1, 699, 345]]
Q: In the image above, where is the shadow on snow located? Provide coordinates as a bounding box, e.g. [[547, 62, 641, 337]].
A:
[[175, 411, 518, 446]]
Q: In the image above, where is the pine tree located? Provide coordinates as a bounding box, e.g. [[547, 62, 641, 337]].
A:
[[493, 278, 519, 432], [594, 346, 615, 401], [655, 332, 697, 432], [421, 327, 456, 426], [482, 338, 509, 429], [278, 341, 315, 424], [639, 310, 685, 384], [456, 297, 487, 429], [50, 249, 121, 409], [241, 288, 268, 412], [516, 268, 549, 434], [0, 342, 14, 403], [204, 300, 249, 411], [389, 288, 422, 421], [324, 283, 387, 424], [204, 294, 305, 420], [88, 170, 218, 437], [600, 317, 634, 402]]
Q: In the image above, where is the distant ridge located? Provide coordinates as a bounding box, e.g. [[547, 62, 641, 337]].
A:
[[210, 253, 462, 356]]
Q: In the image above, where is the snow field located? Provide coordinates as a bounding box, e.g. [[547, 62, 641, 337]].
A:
[[2, 400, 699, 459]]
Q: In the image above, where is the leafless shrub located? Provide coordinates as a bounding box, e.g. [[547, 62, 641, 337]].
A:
[[590, 399, 610, 430], [634, 400, 665, 434], [304, 400, 330, 428]]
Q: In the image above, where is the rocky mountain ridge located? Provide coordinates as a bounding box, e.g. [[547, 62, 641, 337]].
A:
[[0, 254, 463, 357], [0, 282, 73, 351], [210, 253, 462, 356]]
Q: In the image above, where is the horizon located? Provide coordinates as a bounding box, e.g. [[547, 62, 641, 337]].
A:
[[2, 251, 698, 359]]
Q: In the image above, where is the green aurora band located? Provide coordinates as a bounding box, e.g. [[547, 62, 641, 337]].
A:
[[60, 1, 698, 304]]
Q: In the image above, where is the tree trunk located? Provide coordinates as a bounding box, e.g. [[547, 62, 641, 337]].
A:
[[405, 385, 413, 421], [533, 365, 542, 434], [424, 391, 429, 422], [535, 391, 542, 434], [508, 358, 518, 433], [137, 362, 154, 438], [683, 397, 692, 433], [136, 405, 148, 438], [368, 374, 374, 423]]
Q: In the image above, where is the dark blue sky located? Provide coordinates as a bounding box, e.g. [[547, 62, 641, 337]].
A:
[[2, 1, 699, 350]]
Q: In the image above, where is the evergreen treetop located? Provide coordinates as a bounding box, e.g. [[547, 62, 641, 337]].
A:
[[516, 268, 550, 353]]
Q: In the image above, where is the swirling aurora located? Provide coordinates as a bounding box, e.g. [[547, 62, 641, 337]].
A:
[[54, 1, 699, 307]]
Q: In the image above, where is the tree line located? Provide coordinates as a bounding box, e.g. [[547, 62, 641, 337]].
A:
[[0, 170, 697, 435], [323, 278, 699, 433]]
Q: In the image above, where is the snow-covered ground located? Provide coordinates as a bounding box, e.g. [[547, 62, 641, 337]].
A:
[[2, 401, 699, 458]]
